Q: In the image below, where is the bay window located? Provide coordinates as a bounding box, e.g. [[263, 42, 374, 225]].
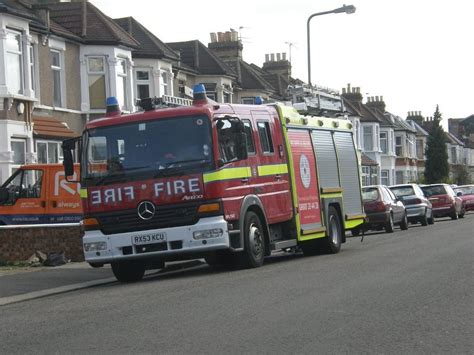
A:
[[6, 29, 23, 95], [88, 56, 106, 109]]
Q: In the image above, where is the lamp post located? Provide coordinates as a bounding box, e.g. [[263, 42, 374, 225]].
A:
[[307, 4, 356, 87]]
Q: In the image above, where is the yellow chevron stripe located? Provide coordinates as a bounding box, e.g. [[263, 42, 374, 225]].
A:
[[257, 164, 288, 177], [80, 188, 88, 198], [203, 167, 252, 183]]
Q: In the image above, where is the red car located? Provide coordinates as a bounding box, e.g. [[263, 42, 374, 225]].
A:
[[421, 184, 464, 220], [356, 185, 408, 235], [454, 185, 474, 212]]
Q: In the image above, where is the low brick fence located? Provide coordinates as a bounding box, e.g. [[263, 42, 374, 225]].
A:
[[0, 224, 84, 262]]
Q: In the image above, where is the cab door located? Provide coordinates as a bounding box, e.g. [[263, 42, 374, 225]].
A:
[[251, 110, 292, 224], [0, 168, 47, 224]]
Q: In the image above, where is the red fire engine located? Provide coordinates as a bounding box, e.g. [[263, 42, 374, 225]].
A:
[[63, 85, 365, 282]]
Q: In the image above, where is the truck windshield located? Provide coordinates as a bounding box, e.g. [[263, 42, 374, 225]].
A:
[[82, 115, 213, 184]]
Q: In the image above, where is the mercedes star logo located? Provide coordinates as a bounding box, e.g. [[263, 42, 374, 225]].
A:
[[137, 201, 156, 220]]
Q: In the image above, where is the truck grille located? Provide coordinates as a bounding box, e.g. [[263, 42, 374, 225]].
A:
[[96, 203, 199, 235]]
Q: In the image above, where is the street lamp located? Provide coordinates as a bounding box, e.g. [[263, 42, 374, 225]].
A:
[[307, 4, 356, 87]]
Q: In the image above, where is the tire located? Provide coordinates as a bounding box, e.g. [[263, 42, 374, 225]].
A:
[[428, 210, 435, 225], [238, 211, 265, 268], [420, 209, 429, 226], [322, 206, 342, 254], [89, 262, 104, 268], [399, 212, 409, 230], [111, 260, 146, 282], [459, 207, 465, 219], [450, 210, 458, 220], [385, 213, 394, 233]]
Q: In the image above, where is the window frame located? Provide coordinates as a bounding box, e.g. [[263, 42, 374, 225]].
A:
[[395, 135, 403, 156], [50, 49, 64, 107], [242, 119, 256, 155], [380, 131, 388, 154], [11, 138, 27, 167], [363, 126, 373, 151], [5, 28, 24, 95], [256, 121, 274, 154], [36, 140, 63, 164], [135, 68, 152, 101], [116, 58, 129, 111], [87, 56, 108, 109]]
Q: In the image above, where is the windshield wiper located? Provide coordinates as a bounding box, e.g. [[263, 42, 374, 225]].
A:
[[153, 159, 209, 178]]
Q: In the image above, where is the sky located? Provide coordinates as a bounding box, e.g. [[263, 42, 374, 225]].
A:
[[93, 0, 473, 123]]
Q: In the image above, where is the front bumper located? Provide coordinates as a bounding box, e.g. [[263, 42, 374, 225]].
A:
[[83, 216, 230, 264]]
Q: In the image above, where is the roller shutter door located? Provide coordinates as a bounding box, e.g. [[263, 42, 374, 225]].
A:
[[333, 131, 363, 216], [311, 130, 340, 189]]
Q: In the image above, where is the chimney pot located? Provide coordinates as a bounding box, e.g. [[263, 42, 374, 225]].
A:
[[282, 52, 287, 61], [380, 96, 383, 102], [342, 88, 346, 94], [217, 32, 224, 42], [376, 96, 379, 101], [210, 32, 217, 43], [270, 53, 275, 61], [265, 54, 270, 62], [277, 53, 281, 61], [347, 83, 351, 92]]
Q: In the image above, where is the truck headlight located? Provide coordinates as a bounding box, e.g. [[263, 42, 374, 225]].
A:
[[193, 228, 223, 240], [84, 241, 107, 252]]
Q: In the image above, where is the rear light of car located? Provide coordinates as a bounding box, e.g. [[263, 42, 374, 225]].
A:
[[364, 201, 387, 212]]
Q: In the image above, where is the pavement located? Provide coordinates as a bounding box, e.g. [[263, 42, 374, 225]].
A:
[[0, 259, 205, 306]]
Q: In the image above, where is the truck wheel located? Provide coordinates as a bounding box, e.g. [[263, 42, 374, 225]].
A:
[[323, 206, 342, 254], [399, 212, 409, 230], [385, 213, 394, 233], [238, 211, 265, 268], [111, 260, 145, 282]]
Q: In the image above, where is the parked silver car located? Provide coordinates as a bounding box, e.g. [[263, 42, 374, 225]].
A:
[[388, 184, 434, 226]]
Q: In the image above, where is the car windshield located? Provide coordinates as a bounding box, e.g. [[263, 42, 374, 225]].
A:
[[390, 186, 415, 197], [362, 187, 379, 201], [83, 115, 213, 184], [421, 185, 447, 197], [455, 186, 474, 195]]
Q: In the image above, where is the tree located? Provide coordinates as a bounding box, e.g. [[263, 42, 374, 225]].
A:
[[424, 105, 449, 183]]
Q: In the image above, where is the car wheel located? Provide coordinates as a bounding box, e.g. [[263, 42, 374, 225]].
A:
[[459, 207, 465, 219], [385, 212, 394, 233], [399, 212, 409, 230], [450, 210, 459, 220], [420, 209, 428, 226], [111, 260, 145, 283]]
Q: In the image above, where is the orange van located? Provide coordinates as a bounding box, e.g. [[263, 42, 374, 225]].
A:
[[0, 164, 82, 225]]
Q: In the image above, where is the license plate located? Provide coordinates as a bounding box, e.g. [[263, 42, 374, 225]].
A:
[[132, 232, 167, 245]]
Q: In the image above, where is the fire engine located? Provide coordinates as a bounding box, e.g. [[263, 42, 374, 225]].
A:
[[62, 85, 365, 282]]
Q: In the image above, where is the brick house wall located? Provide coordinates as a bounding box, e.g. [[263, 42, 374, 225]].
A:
[[0, 226, 84, 262]]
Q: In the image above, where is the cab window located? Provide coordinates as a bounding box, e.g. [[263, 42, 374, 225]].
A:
[[257, 121, 274, 154], [243, 120, 255, 155]]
